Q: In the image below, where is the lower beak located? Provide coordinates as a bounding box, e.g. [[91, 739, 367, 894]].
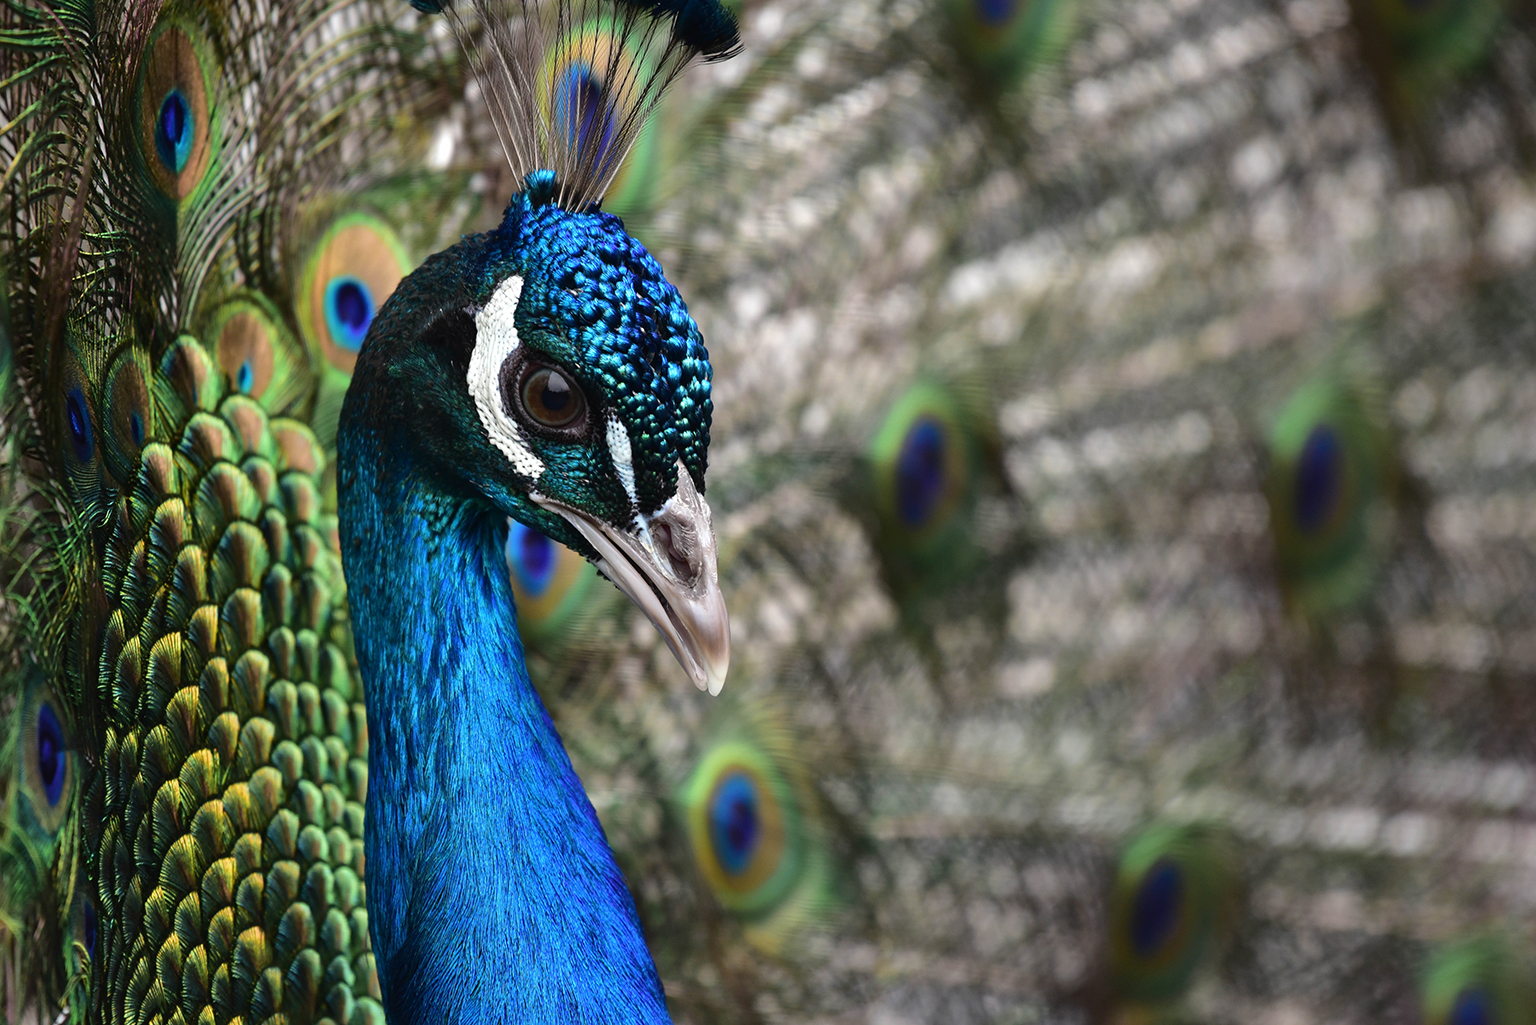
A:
[[535, 467, 730, 695]]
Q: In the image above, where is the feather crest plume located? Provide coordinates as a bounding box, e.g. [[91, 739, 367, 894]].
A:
[[418, 0, 740, 210]]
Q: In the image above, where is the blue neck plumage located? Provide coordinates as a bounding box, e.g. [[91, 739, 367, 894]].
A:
[[340, 434, 670, 1023]]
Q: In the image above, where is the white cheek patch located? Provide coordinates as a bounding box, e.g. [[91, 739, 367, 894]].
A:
[[607, 412, 638, 507], [468, 275, 545, 481]]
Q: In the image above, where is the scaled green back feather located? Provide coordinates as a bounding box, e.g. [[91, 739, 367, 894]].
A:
[[0, 0, 468, 1017]]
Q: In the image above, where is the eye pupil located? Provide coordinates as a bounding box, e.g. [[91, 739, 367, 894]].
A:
[[555, 67, 617, 173], [1451, 987, 1492, 1025], [974, 0, 1015, 24], [83, 899, 98, 958], [724, 795, 757, 854], [519, 366, 586, 430], [1294, 424, 1342, 533], [335, 282, 369, 330], [542, 377, 571, 411], [521, 528, 556, 577], [896, 418, 949, 527]]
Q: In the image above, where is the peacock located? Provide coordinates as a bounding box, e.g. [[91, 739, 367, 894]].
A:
[[9, 0, 1536, 1019], [334, 0, 741, 1017]]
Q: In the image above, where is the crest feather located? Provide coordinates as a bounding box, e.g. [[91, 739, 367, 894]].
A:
[[425, 0, 740, 210]]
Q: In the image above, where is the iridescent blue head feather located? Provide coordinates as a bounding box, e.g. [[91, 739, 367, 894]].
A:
[[339, 168, 728, 693], [500, 170, 712, 509], [345, 0, 735, 694]]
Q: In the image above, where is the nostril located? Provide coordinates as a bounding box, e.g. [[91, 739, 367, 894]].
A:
[[651, 519, 696, 583]]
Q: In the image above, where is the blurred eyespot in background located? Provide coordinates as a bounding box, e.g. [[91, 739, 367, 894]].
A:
[[505, 0, 1536, 1019], [505, 519, 600, 648]]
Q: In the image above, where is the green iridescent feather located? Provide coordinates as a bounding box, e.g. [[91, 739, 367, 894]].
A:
[[0, 0, 462, 1018], [842, 378, 1032, 657], [1354, 0, 1505, 106], [504, 520, 605, 651]]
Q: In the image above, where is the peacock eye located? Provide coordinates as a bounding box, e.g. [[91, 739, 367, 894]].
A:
[[1130, 857, 1184, 956], [324, 275, 376, 353], [516, 364, 588, 432], [35, 702, 66, 807], [65, 387, 94, 463], [155, 88, 193, 173], [974, 0, 1018, 25], [1293, 424, 1343, 533], [708, 771, 764, 875]]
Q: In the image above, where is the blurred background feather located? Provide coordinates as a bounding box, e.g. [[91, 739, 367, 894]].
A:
[[501, 0, 1536, 1020]]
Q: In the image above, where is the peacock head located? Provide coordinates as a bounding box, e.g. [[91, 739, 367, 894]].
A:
[[353, 170, 728, 694]]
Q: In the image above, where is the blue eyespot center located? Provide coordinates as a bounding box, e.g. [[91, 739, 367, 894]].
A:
[[507, 521, 559, 598], [65, 387, 93, 463], [974, 0, 1017, 25], [1294, 424, 1342, 533], [709, 772, 761, 876], [155, 89, 193, 173], [896, 417, 950, 527], [1130, 858, 1184, 958], [324, 276, 375, 352], [1449, 986, 1492, 1025], [554, 66, 618, 175], [83, 898, 98, 958], [236, 360, 254, 394], [36, 702, 66, 807], [129, 410, 145, 447]]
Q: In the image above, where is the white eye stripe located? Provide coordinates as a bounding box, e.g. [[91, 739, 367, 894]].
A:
[[468, 275, 545, 481], [607, 412, 637, 507]]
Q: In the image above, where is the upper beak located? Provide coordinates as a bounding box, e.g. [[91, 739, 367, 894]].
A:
[[535, 464, 730, 695]]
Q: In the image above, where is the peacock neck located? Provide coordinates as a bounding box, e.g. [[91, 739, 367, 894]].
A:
[[337, 428, 671, 1024]]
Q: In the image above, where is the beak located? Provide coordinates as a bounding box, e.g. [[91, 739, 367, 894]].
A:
[[535, 464, 730, 695]]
